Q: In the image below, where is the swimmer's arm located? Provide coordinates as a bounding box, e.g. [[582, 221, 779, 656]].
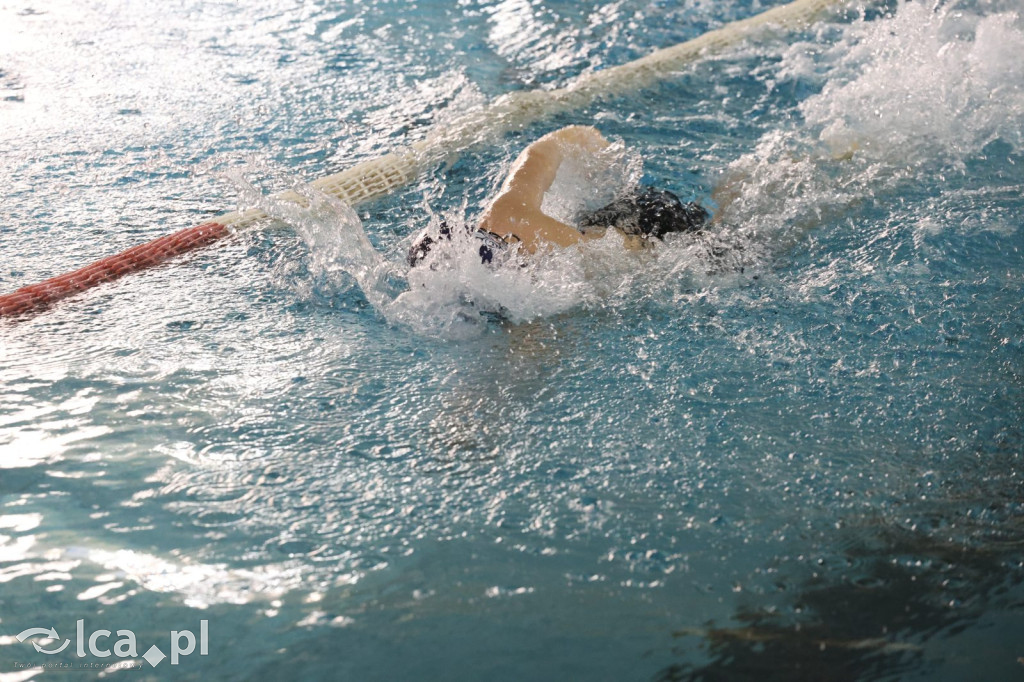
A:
[[481, 126, 610, 252], [481, 196, 604, 254], [498, 125, 611, 207], [481, 199, 647, 254]]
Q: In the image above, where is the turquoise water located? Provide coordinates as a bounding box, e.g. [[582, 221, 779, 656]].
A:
[[2, 0, 1023, 679]]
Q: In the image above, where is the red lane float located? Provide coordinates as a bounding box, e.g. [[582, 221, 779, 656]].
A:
[[0, 222, 229, 318]]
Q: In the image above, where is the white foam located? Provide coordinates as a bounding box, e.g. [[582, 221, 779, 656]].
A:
[[715, 1, 1024, 248], [794, 1, 1024, 163]]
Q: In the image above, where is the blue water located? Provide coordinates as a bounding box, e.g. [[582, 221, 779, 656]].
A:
[[2, 0, 1023, 679]]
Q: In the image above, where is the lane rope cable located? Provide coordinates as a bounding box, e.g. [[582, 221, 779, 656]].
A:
[[0, 0, 855, 318]]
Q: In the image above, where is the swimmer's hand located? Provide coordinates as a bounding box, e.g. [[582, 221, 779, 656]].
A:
[[544, 125, 610, 155]]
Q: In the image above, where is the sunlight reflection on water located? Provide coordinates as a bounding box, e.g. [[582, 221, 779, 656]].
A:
[[1, 0, 1022, 679]]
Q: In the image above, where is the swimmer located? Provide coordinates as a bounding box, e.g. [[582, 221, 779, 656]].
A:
[[407, 125, 709, 267]]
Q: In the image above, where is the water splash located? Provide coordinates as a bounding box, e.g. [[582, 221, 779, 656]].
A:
[[798, 1, 1024, 164], [224, 144, 740, 338], [540, 139, 643, 224], [716, 0, 1024, 250], [226, 164, 404, 314]]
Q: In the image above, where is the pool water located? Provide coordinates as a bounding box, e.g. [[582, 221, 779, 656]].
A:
[[1, 0, 1022, 679]]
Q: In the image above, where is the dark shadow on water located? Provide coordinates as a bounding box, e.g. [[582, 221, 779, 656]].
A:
[[655, 457, 1024, 682]]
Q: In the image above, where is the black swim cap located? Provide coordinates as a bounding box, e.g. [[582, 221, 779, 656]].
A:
[[578, 186, 709, 239]]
